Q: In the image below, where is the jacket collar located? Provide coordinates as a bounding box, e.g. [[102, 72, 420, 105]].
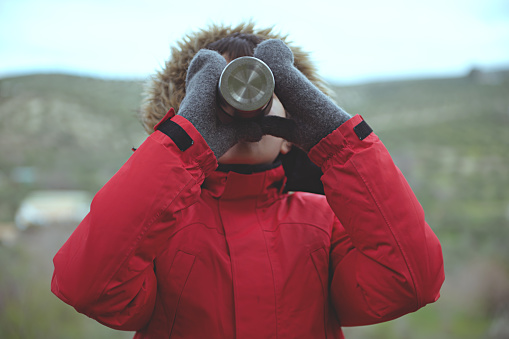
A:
[[202, 162, 286, 203]]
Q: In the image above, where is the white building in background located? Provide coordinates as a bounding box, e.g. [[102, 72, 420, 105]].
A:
[[15, 190, 91, 230]]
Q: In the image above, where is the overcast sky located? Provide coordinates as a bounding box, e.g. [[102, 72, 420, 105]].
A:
[[1, 0, 508, 84]]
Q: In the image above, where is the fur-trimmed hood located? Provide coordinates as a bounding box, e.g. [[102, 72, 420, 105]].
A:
[[139, 22, 333, 134]]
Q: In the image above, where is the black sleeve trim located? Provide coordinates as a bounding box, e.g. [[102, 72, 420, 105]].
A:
[[353, 120, 373, 140], [158, 120, 194, 151]]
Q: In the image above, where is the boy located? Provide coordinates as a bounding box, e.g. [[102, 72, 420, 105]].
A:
[[52, 23, 444, 339]]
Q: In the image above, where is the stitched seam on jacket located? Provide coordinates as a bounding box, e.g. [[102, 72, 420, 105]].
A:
[[256, 207, 279, 338], [401, 179, 424, 306], [310, 247, 328, 338], [168, 251, 196, 338], [263, 222, 332, 239], [349, 158, 419, 309]]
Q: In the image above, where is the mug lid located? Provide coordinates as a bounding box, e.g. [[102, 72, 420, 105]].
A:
[[218, 56, 275, 112]]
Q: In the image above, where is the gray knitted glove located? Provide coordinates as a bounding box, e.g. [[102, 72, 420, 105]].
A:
[[254, 39, 351, 151], [177, 49, 263, 159]]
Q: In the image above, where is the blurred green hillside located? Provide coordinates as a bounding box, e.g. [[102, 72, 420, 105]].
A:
[[0, 71, 508, 338]]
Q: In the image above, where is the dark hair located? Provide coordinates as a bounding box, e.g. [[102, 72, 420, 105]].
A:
[[206, 33, 264, 61]]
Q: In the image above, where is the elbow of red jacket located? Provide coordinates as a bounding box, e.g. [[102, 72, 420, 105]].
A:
[[51, 270, 96, 316], [51, 267, 157, 332], [416, 242, 445, 308]]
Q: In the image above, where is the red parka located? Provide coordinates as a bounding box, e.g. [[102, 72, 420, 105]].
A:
[[52, 113, 444, 339]]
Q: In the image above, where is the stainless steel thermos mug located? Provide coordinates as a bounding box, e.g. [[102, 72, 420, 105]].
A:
[[217, 56, 275, 123]]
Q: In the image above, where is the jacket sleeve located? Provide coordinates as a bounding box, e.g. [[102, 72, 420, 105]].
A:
[[308, 115, 444, 326], [51, 113, 217, 330]]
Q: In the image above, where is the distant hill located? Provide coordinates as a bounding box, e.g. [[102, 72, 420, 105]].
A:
[[0, 74, 147, 219]]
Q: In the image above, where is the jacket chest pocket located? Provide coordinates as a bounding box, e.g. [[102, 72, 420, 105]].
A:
[[157, 250, 196, 337], [310, 246, 331, 336], [310, 247, 329, 298]]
